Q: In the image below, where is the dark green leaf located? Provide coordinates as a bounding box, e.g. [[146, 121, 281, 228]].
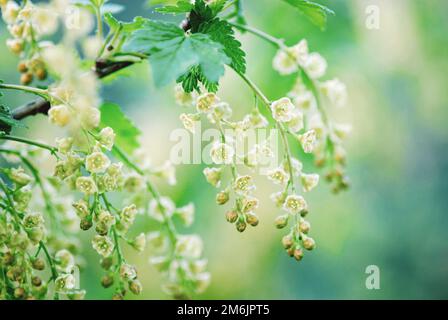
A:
[[282, 0, 335, 30], [99, 102, 141, 154], [123, 20, 230, 87], [198, 19, 246, 74]]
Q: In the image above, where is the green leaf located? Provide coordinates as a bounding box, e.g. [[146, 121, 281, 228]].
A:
[[99, 102, 141, 154], [0, 105, 26, 134], [189, 0, 215, 32], [123, 20, 230, 87], [104, 12, 120, 31], [155, 0, 194, 14], [177, 66, 218, 93], [198, 18, 246, 74], [282, 0, 335, 30]]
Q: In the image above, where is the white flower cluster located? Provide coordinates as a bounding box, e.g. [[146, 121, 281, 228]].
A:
[[0, 157, 85, 299], [274, 39, 351, 193]]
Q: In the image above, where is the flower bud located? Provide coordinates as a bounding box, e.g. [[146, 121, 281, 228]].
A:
[[80, 218, 93, 231], [245, 212, 259, 227], [298, 220, 311, 234], [32, 276, 42, 287], [225, 210, 238, 223], [235, 219, 246, 233], [14, 287, 26, 299], [20, 72, 33, 85], [129, 279, 142, 295], [6, 38, 23, 54], [275, 214, 289, 229], [32, 258, 45, 271], [302, 237, 316, 251], [293, 247, 304, 261], [100, 257, 113, 270], [216, 190, 229, 205], [282, 235, 294, 249], [101, 274, 114, 288]]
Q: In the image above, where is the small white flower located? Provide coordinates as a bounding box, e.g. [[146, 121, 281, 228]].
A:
[[147, 231, 168, 251], [174, 84, 196, 107], [92, 235, 114, 257], [55, 274, 75, 292], [55, 249, 75, 273], [9, 167, 32, 186], [298, 130, 317, 154], [48, 105, 71, 127], [207, 102, 232, 123], [85, 151, 110, 173], [293, 91, 316, 111], [123, 173, 144, 192], [304, 52, 327, 79], [175, 235, 203, 259], [80, 107, 101, 129], [270, 191, 287, 207], [301, 173, 320, 192], [244, 112, 269, 129], [120, 204, 138, 226], [286, 110, 304, 133], [131, 233, 147, 252], [273, 50, 298, 75], [321, 78, 347, 108], [56, 137, 73, 153], [196, 92, 219, 113], [203, 167, 222, 188], [241, 196, 259, 213], [75, 176, 98, 195], [266, 167, 289, 186], [270, 97, 295, 122], [291, 39, 309, 66], [233, 175, 255, 195], [32, 5, 59, 36], [180, 113, 200, 133], [98, 127, 115, 150], [210, 142, 234, 165], [175, 203, 195, 227], [194, 272, 211, 294], [2, 1, 20, 24], [82, 36, 103, 59], [333, 123, 352, 141], [120, 263, 137, 281], [149, 197, 175, 222], [283, 194, 307, 214], [154, 161, 177, 186]]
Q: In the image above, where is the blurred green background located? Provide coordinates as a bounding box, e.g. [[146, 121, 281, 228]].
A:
[[2, 0, 448, 299]]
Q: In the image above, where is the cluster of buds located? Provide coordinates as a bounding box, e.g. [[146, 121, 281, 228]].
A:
[[273, 39, 351, 194], [1, 0, 61, 84], [0, 163, 84, 300], [177, 89, 272, 233]]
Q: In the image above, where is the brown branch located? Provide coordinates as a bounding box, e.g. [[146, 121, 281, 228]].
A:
[[12, 60, 135, 120]]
